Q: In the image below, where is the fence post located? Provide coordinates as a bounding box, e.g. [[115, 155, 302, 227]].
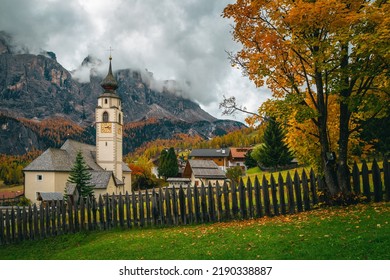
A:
[[165, 187, 172, 225], [216, 181, 223, 222], [158, 187, 164, 225], [16, 207, 22, 242], [270, 175, 279, 216], [112, 193, 118, 229], [105, 194, 111, 229], [362, 161, 371, 202], [372, 159, 383, 202], [86, 197, 92, 231], [28, 205, 33, 240], [352, 162, 361, 194]]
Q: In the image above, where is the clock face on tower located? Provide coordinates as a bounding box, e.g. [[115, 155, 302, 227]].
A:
[[101, 123, 112, 133]]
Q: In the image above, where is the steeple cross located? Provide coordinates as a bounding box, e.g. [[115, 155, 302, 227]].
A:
[[107, 46, 114, 59]]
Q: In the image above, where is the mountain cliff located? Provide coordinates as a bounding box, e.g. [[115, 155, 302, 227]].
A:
[[0, 32, 244, 155]]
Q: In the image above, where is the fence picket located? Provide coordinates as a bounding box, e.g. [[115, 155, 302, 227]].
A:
[[16, 207, 22, 242], [5, 209, 11, 244], [28, 205, 33, 240], [158, 188, 164, 225], [231, 181, 239, 218], [86, 197, 92, 230], [193, 185, 200, 224], [145, 190, 151, 226], [238, 179, 247, 219], [309, 169, 318, 205], [372, 159, 383, 202], [223, 181, 231, 220], [105, 195, 111, 229], [286, 172, 295, 214], [301, 170, 311, 211], [247, 178, 254, 218], [118, 193, 124, 228], [132, 191, 138, 227], [362, 161, 371, 202], [39, 204, 45, 237], [384, 156, 390, 202], [254, 176, 263, 218], [294, 171, 304, 212], [262, 176, 271, 217], [139, 191, 145, 227], [179, 186, 186, 224], [0, 208, 4, 245], [278, 173, 286, 215], [200, 183, 208, 223], [208, 183, 216, 222], [98, 195, 105, 230], [352, 162, 361, 194], [80, 198, 85, 231], [186, 186, 193, 224], [216, 182, 223, 222], [112, 193, 118, 229], [171, 187, 178, 225], [125, 192, 131, 228], [270, 175, 279, 216]]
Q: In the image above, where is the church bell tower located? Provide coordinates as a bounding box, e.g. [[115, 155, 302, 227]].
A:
[[96, 56, 123, 180]]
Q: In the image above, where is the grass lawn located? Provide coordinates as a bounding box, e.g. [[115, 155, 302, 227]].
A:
[[0, 202, 389, 260]]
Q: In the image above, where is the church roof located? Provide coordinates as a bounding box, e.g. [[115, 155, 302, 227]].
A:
[[23, 139, 131, 174]]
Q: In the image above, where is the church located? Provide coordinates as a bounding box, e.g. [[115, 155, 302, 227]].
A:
[[23, 56, 132, 203]]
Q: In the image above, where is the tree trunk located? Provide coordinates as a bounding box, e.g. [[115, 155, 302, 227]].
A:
[[337, 44, 352, 194], [337, 101, 351, 194], [315, 66, 339, 196]]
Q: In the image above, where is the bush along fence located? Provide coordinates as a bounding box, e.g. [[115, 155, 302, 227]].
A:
[[1, 159, 389, 245]]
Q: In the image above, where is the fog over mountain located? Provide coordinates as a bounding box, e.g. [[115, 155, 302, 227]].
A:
[[0, 0, 272, 123]]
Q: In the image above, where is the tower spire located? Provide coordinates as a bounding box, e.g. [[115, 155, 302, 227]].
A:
[[100, 54, 118, 92]]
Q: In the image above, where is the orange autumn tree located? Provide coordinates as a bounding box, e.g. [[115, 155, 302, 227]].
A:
[[223, 0, 390, 197]]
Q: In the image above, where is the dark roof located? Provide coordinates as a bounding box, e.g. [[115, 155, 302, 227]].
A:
[[37, 192, 64, 201], [24, 139, 131, 174], [167, 178, 192, 182], [188, 160, 227, 179], [189, 148, 230, 158], [90, 171, 114, 189]]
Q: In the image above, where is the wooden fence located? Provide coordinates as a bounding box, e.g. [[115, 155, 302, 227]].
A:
[[1, 159, 389, 245]]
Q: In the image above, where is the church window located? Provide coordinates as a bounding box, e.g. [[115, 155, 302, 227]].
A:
[[37, 175, 43, 181], [103, 112, 109, 122], [105, 99, 108, 104], [119, 113, 122, 124]]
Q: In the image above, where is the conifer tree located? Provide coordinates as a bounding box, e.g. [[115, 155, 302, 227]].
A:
[[67, 151, 94, 200], [255, 118, 293, 169], [157, 147, 179, 180]]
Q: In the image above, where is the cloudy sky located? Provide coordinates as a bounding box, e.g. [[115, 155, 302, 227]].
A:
[[0, 0, 271, 123]]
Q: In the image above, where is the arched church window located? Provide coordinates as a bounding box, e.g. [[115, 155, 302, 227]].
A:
[[105, 99, 108, 104], [103, 112, 109, 122], [119, 113, 122, 124]]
